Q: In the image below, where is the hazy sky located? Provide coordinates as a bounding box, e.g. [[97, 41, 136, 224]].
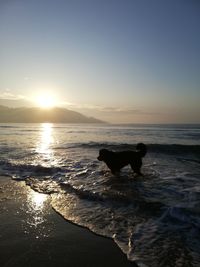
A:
[[0, 0, 199, 123]]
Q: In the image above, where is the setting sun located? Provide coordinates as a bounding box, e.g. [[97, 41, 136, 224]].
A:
[[36, 94, 56, 108]]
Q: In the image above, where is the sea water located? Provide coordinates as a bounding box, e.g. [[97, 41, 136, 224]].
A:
[[0, 123, 200, 267]]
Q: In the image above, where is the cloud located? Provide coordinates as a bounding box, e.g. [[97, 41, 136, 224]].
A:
[[61, 100, 157, 116], [0, 89, 32, 108], [70, 104, 160, 123], [0, 89, 26, 100], [99, 107, 141, 113]]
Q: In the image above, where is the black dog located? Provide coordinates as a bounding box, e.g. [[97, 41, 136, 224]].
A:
[[97, 143, 147, 175]]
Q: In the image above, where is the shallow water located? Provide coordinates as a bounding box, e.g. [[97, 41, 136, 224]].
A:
[[0, 123, 200, 267]]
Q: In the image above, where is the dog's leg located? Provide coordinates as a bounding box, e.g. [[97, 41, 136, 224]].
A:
[[111, 169, 118, 175], [130, 159, 142, 175]]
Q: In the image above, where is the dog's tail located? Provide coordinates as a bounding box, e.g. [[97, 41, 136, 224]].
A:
[[136, 143, 147, 158]]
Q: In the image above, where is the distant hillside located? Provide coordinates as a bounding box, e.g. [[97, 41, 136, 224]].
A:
[[0, 106, 104, 123]]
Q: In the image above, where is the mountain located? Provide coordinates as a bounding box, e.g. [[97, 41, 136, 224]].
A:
[[0, 106, 104, 123]]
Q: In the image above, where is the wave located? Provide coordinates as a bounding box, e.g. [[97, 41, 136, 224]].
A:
[[148, 144, 200, 155], [0, 125, 20, 129], [0, 159, 64, 178], [50, 184, 200, 267], [70, 142, 200, 155], [59, 181, 160, 207], [1, 145, 200, 266], [20, 129, 40, 132]]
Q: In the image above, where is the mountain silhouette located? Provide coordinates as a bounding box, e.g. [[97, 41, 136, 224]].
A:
[[0, 106, 104, 123]]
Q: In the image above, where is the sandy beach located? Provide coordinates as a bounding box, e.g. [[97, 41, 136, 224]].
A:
[[0, 176, 136, 267]]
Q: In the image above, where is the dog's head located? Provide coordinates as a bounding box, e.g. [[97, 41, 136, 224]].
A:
[[97, 149, 110, 161], [136, 143, 147, 158]]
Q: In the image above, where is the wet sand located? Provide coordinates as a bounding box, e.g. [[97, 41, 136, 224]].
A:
[[0, 176, 136, 267]]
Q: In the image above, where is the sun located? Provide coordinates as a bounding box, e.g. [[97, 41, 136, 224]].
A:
[[35, 94, 56, 108]]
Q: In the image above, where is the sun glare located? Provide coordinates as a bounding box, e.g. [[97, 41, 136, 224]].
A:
[[36, 94, 56, 108]]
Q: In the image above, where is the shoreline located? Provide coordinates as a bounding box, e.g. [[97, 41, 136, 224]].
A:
[[0, 176, 136, 267]]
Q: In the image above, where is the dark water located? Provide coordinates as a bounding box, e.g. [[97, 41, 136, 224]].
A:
[[0, 123, 200, 267]]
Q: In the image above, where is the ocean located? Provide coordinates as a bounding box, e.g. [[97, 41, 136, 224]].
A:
[[0, 123, 200, 267]]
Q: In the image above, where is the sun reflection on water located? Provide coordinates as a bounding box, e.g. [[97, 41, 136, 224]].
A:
[[37, 123, 53, 153], [29, 190, 48, 210], [26, 190, 49, 229], [36, 123, 54, 164]]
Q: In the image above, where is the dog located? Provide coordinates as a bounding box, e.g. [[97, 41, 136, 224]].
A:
[[97, 143, 147, 175]]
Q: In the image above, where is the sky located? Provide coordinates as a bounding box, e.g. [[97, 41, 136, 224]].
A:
[[0, 0, 200, 123]]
